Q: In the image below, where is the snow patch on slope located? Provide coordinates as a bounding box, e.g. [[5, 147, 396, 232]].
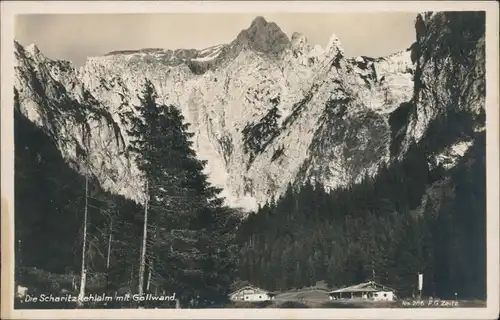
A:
[[433, 140, 474, 169]]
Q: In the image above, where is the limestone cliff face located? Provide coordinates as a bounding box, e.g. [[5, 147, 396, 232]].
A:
[[14, 42, 133, 198], [22, 14, 486, 212], [393, 12, 485, 169]]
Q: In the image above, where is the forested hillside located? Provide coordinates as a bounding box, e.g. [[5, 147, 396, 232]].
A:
[[236, 132, 485, 299]]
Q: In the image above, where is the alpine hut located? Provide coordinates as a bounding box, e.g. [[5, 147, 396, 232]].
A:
[[328, 281, 397, 302], [229, 285, 277, 302]]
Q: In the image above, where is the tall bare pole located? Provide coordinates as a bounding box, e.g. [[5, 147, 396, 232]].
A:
[[106, 217, 113, 269], [138, 180, 149, 295], [146, 262, 152, 292], [77, 168, 89, 307], [372, 258, 375, 281]]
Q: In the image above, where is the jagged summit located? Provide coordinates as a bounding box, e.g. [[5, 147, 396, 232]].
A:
[[291, 32, 308, 43], [249, 16, 268, 28], [324, 33, 344, 57], [92, 16, 346, 69], [246, 16, 285, 37], [97, 16, 292, 72], [14, 39, 23, 51], [101, 16, 291, 60], [25, 43, 41, 55], [233, 16, 290, 57], [14, 40, 40, 56], [15, 41, 47, 63]]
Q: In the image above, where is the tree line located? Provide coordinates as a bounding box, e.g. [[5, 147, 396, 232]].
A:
[[236, 134, 486, 300]]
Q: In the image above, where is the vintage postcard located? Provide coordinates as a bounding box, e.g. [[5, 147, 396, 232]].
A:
[[1, 1, 499, 319]]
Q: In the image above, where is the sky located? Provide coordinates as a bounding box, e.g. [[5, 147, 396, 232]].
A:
[[15, 12, 418, 67]]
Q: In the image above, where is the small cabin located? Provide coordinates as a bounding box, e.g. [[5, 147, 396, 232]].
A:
[[328, 281, 397, 302], [229, 285, 276, 302], [16, 285, 28, 299]]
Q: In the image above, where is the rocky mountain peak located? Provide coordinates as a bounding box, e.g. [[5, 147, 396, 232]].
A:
[[24, 43, 44, 61], [233, 16, 290, 57], [291, 32, 308, 45], [15, 41, 43, 60], [249, 16, 268, 29], [325, 33, 344, 57], [14, 40, 23, 52]]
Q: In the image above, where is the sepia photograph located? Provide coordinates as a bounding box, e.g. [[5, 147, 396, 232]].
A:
[[1, 1, 499, 319]]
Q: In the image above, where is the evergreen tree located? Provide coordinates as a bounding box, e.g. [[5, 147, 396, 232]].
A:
[[126, 79, 237, 306]]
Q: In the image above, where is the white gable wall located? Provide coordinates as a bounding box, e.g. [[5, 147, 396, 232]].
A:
[[372, 291, 394, 301], [230, 287, 270, 301], [243, 293, 271, 302]]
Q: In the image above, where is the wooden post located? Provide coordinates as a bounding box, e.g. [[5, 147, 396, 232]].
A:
[[106, 218, 113, 269], [418, 273, 423, 300], [77, 169, 89, 307], [146, 227, 157, 293], [372, 258, 375, 281], [146, 261, 152, 292], [138, 180, 149, 296]]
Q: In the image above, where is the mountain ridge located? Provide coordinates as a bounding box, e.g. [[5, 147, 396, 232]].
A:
[[15, 14, 477, 212], [98, 16, 344, 64]]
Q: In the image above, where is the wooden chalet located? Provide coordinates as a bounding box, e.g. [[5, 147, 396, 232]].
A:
[[328, 281, 397, 302], [228, 285, 277, 302]]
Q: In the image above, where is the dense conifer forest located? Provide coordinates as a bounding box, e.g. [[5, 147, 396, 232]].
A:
[[236, 132, 486, 300]]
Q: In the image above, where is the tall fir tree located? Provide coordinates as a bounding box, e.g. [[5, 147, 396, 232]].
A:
[[126, 79, 238, 307]]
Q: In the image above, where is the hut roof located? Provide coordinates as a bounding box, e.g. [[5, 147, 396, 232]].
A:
[[329, 281, 396, 294], [229, 285, 268, 296]]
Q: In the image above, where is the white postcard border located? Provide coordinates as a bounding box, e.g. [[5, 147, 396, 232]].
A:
[[1, 1, 498, 319]]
